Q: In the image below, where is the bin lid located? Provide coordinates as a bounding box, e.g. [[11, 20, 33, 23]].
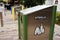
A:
[[20, 5, 53, 15]]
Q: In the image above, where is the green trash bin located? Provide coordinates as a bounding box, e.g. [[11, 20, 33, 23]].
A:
[[18, 5, 57, 40]]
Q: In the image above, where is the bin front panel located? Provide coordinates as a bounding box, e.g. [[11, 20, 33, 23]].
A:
[[28, 7, 52, 40]]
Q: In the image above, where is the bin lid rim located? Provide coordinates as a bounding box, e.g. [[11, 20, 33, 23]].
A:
[[20, 5, 53, 15]]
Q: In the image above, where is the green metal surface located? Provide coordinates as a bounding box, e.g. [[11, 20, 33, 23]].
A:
[[49, 6, 57, 40], [22, 15, 28, 40], [18, 13, 21, 39]]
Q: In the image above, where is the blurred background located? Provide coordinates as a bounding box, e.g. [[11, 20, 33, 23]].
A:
[[0, 0, 60, 40]]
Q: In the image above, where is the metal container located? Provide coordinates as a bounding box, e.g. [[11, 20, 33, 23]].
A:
[[18, 5, 57, 40]]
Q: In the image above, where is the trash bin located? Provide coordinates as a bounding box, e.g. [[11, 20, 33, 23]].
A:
[[0, 3, 4, 27], [11, 5, 24, 21], [0, 12, 3, 27], [18, 5, 57, 40]]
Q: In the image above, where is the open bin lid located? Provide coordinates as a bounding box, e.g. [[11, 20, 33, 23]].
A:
[[20, 5, 53, 15]]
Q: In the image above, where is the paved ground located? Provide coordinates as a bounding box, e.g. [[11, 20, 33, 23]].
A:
[[0, 10, 60, 40], [53, 24, 60, 40], [0, 10, 19, 40]]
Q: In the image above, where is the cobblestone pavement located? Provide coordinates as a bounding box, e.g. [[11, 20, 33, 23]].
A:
[[0, 10, 60, 40]]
